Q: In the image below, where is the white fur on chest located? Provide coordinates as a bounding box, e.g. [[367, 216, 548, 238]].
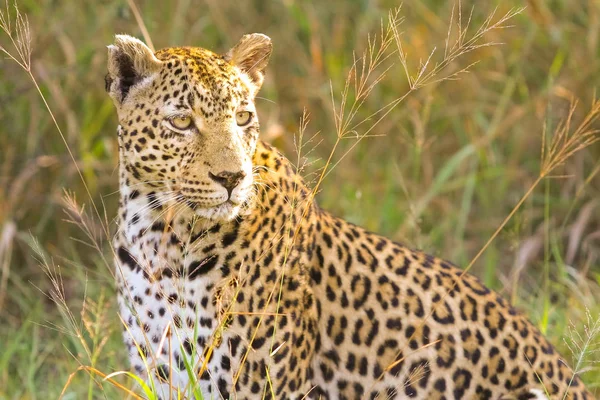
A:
[[115, 197, 239, 397]]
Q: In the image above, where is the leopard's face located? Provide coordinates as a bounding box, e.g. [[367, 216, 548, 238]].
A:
[[107, 35, 271, 221]]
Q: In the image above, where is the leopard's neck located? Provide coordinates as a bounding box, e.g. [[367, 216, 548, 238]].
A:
[[115, 140, 318, 278]]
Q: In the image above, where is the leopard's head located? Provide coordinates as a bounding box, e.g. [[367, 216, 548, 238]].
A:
[[106, 34, 271, 221]]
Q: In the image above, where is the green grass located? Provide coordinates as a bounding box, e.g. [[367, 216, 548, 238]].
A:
[[0, 0, 599, 398]]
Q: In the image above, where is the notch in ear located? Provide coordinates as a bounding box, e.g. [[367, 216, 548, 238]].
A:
[[106, 35, 161, 103], [224, 33, 272, 90]]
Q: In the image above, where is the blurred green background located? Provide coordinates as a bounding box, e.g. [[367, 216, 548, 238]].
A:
[[0, 0, 599, 398]]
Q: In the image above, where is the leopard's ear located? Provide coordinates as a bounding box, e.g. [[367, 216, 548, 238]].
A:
[[224, 33, 272, 91], [106, 35, 161, 103]]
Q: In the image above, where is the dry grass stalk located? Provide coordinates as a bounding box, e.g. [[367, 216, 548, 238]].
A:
[[60, 365, 145, 400], [0, 221, 16, 310], [563, 310, 600, 389], [126, 0, 155, 52]]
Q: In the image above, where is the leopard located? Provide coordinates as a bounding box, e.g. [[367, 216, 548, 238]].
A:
[[105, 33, 594, 399]]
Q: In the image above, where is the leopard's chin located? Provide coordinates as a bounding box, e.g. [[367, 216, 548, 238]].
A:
[[192, 200, 242, 221], [182, 187, 254, 222]]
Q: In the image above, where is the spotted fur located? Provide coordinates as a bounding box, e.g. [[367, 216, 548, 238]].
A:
[[106, 34, 593, 399]]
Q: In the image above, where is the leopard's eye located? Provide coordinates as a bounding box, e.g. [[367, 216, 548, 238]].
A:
[[169, 115, 193, 130], [236, 111, 252, 126]]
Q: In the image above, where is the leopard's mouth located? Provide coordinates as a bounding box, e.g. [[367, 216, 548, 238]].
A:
[[178, 195, 243, 221], [183, 197, 241, 210], [176, 183, 253, 221], [195, 201, 241, 221]]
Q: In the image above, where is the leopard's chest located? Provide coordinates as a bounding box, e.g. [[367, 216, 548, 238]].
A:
[[114, 205, 232, 388], [114, 193, 317, 398]]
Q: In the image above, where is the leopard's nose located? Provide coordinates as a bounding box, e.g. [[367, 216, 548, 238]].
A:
[[209, 170, 246, 198]]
